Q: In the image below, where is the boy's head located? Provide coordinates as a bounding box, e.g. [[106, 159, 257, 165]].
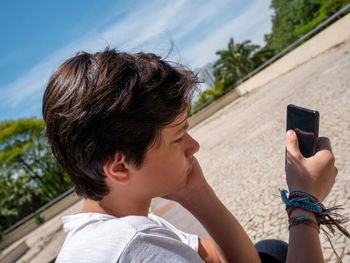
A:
[[43, 48, 199, 201]]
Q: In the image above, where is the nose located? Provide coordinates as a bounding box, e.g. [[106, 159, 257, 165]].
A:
[[185, 132, 200, 157]]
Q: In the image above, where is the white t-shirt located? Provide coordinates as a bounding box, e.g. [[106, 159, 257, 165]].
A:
[[56, 212, 204, 262]]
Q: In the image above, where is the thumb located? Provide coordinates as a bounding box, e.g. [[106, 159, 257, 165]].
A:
[[286, 130, 302, 159]]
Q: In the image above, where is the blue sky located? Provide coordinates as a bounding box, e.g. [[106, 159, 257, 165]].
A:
[[0, 0, 273, 121]]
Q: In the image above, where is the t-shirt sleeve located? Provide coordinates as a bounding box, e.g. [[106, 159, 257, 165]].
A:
[[147, 214, 199, 252], [118, 230, 204, 263]]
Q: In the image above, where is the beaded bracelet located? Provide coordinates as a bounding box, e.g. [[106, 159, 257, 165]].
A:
[[280, 190, 324, 214], [289, 191, 325, 209], [289, 216, 320, 233], [280, 189, 350, 237], [280, 189, 350, 263], [289, 191, 319, 203]]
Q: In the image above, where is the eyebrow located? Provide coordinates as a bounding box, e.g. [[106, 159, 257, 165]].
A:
[[174, 122, 189, 136]]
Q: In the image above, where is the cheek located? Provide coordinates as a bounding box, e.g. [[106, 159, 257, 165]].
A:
[[145, 146, 187, 179], [169, 150, 187, 171], [160, 146, 183, 164], [154, 156, 187, 182]]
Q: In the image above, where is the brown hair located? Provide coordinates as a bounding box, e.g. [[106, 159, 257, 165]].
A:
[[42, 48, 199, 200]]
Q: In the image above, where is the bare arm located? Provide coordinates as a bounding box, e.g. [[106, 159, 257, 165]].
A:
[[287, 209, 324, 262], [164, 158, 261, 263], [284, 130, 337, 263]]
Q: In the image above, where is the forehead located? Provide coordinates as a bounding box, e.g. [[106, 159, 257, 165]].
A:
[[145, 111, 188, 151], [160, 111, 188, 138], [166, 111, 188, 129]]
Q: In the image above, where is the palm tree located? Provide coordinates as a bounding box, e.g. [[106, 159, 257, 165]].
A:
[[214, 38, 260, 91], [191, 38, 275, 115]]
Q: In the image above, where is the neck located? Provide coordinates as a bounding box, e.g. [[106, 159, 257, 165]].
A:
[[82, 195, 151, 218]]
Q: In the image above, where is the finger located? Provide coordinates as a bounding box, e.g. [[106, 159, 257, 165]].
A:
[[286, 130, 303, 159], [317, 137, 332, 152]]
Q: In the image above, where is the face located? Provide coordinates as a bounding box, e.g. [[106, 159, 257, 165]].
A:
[[129, 111, 200, 199]]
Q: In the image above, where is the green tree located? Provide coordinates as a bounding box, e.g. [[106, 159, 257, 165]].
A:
[[191, 0, 350, 115], [267, 0, 320, 53], [0, 172, 45, 233], [0, 118, 72, 232], [295, 0, 350, 36], [191, 38, 275, 114], [191, 85, 222, 114], [250, 45, 276, 69], [267, 0, 350, 53], [214, 38, 261, 91]]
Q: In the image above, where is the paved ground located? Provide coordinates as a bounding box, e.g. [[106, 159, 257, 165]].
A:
[[11, 38, 350, 262], [187, 38, 350, 262]]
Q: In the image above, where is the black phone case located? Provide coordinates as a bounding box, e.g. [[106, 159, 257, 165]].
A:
[[286, 104, 319, 157]]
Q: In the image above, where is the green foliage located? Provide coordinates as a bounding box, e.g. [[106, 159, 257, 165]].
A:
[[191, 38, 275, 113], [250, 46, 276, 69], [295, 0, 350, 35], [0, 118, 72, 233], [267, 0, 350, 53], [191, 85, 222, 114], [214, 38, 261, 91], [34, 214, 46, 226], [213, 38, 275, 92], [191, 0, 349, 114], [266, 0, 320, 53], [0, 173, 45, 232]]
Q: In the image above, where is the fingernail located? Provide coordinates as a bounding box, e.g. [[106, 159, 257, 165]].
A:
[[287, 130, 294, 137]]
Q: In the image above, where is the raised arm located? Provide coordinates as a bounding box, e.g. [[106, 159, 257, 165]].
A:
[[164, 157, 261, 263], [284, 130, 338, 263]]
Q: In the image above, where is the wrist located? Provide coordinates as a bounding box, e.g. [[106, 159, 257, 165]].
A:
[[179, 185, 217, 212], [288, 187, 325, 202], [288, 208, 317, 221]]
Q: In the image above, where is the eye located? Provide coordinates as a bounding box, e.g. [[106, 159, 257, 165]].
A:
[[174, 134, 185, 143]]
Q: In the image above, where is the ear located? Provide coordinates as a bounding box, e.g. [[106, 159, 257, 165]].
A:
[[103, 153, 130, 185]]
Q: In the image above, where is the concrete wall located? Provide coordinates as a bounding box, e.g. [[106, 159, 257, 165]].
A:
[[0, 240, 28, 263], [0, 192, 81, 250], [189, 89, 240, 129]]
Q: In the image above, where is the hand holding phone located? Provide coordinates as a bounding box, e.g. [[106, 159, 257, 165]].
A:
[[286, 104, 319, 157], [285, 104, 337, 201]]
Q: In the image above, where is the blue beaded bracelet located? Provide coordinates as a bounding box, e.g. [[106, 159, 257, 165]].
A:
[[280, 189, 324, 214]]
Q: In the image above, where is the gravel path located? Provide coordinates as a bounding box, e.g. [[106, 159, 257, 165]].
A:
[[189, 38, 350, 262]]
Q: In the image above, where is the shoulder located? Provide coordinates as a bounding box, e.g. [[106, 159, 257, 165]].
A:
[[118, 219, 204, 263], [56, 213, 161, 262], [56, 213, 203, 263]]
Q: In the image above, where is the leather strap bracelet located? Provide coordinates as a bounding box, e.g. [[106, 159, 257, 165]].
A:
[[289, 216, 320, 233]]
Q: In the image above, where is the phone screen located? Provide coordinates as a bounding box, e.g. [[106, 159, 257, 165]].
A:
[[286, 105, 319, 157]]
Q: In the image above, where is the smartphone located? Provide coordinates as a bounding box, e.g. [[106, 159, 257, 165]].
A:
[[286, 104, 319, 157]]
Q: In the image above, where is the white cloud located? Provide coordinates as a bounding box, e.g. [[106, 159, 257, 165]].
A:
[[0, 0, 272, 111], [183, 0, 272, 67], [1, 0, 189, 107]]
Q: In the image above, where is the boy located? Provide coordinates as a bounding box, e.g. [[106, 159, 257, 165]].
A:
[[43, 49, 337, 262]]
